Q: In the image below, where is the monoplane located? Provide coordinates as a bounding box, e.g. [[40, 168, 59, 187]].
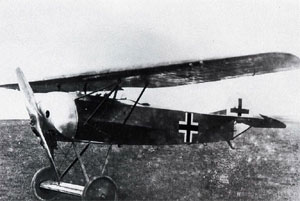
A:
[[1, 52, 299, 201]]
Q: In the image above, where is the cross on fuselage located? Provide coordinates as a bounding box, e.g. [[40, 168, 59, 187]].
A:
[[179, 113, 198, 143], [230, 98, 249, 117]]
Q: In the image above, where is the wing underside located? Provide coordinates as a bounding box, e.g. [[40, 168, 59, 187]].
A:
[[1, 52, 299, 92]]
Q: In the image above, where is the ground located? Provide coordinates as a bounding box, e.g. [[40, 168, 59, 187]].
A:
[[0, 119, 299, 201]]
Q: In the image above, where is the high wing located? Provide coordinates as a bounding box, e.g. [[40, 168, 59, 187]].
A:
[[1, 52, 299, 92]]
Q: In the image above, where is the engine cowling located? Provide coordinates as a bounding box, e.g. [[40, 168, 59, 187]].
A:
[[36, 92, 78, 138]]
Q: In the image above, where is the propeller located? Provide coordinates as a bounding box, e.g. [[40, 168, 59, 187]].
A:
[[16, 68, 60, 182]]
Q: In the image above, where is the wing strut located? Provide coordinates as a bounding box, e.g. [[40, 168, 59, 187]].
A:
[[122, 83, 148, 125], [76, 82, 119, 100], [116, 83, 148, 147], [83, 82, 120, 125]]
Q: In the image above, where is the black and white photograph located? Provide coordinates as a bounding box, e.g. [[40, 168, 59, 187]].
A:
[[0, 0, 299, 200]]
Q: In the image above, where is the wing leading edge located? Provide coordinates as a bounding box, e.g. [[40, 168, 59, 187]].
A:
[[1, 52, 299, 92]]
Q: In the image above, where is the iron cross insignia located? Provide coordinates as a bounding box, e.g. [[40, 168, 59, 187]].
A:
[[178, 112, 199, 143]]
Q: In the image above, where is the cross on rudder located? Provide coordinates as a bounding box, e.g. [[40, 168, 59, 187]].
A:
[[230, 98, 249, 116]]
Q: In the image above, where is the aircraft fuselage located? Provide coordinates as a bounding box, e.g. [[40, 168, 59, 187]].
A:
[[74, 95, 235, 145]]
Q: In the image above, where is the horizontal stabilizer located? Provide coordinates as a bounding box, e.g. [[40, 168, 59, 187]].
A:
[[236, 114, 286, 128], [210, 109, 227, 115]]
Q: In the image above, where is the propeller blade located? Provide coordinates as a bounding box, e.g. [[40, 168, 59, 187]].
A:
[[16, 67, 60, 182], [15, 68, 40, 118], [35, 121, 60, 181]]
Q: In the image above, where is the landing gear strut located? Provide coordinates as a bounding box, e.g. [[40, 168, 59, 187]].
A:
[[31, 143, 118, 201]]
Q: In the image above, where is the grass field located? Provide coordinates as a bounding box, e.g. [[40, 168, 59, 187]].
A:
[[0, 119, 299, 201]]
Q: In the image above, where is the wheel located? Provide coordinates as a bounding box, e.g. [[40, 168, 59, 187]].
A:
[[82, 176, 118, 201], [31, 167, 58, 201]]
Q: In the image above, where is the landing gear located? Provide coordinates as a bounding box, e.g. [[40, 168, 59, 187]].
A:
[[82, 145, 118, 200], [31, 167, 58, 201], [82, 176, 118, 201], [31, 144, 118, 201]]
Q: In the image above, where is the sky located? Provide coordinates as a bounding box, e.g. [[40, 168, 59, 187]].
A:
[[0, 0, 299, 120]]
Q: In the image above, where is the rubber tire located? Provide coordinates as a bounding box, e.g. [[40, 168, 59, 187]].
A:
[[31, 167, 58, 201], [82, 176, 118, 201]]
